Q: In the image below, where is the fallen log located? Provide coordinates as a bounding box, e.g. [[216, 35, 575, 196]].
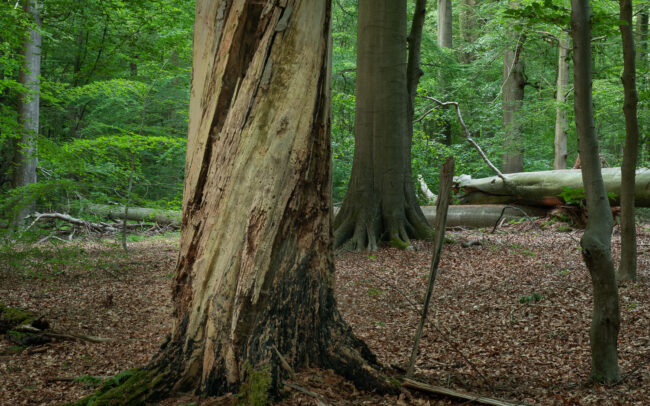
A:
[[92, 204, 541, 230], [456, 167, 650, 207], [421, 205, 547, 228], [87, 204, 181, 227]]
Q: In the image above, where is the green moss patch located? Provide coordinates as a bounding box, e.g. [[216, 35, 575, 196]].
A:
[[0, 302, 37, 334], [69, 368, 162, 406]]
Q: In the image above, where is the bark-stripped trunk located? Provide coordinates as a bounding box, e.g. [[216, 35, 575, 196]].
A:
[[334, 0, 431, 250], [459, 0, 477, 64], [75, 1, 389, 403], [456, 168, 650, 207], [437, 0, 452, 48], [571, 0, 621, 383], [554, 34, 570, 170], [502, 38, 525, 173], [12, 0, 42, 226], [617, 0, 640, 281]]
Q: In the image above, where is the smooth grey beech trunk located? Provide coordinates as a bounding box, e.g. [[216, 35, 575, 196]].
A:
[[502, 40, 525, 173], [334, 0, 431, 250], [437, 0, 452, 48], [571, 0, 621, 383], [13, 0, 42, 226], [617, 0, 640, 281], [553, 34, 570, 170], [459, 0, 478, 64]]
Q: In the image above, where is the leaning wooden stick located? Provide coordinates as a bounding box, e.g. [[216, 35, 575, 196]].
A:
[[406, 156, 455, 377]]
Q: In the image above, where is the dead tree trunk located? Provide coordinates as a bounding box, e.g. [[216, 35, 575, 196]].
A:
[[74, 2, 390, 403], [572, 0, 621, 383]]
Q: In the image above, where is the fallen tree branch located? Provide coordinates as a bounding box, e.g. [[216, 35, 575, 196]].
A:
[[283, 382, 330, 406], [18, 325, 113, 343], [490, 206, 538, 233], [402, 378, 520, 406], [420, 95, 506, 182]]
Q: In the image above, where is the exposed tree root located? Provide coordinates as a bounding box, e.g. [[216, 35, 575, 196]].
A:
[[334, 196, 431, 251]]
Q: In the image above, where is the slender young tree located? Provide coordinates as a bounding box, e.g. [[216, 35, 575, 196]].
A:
[[74, 1, 389, 403], [571, 0, 621, 383], [553, 33, 570, 170], [617, 0, 640, 281], [12, 0, 42, 226], [334, 0, 431, 250]]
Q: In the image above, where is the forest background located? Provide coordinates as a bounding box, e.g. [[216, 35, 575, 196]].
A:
[[0, 0, 648, 227]]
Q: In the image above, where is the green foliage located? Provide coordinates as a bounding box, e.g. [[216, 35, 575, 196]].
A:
[[519, 292, 543, 304], [559, 187, 586, 206], [238, 361, 272, 406]]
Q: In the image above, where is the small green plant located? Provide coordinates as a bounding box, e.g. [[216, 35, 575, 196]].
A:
[[367, 287, 384, 296], [238, 361, 271, 406], [367, 255, 377, 259], [519, 292, 543, 304], [559, 186, 586, 206], [559, 269, 572, 275]]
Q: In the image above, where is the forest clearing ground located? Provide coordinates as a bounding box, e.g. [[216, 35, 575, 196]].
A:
[[0, 224, 648, 405]]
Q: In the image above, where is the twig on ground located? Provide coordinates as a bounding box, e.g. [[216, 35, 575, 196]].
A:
[[491, 206, 539, 234], [402, 378, 520, 406], [283, 382, 330, 406]]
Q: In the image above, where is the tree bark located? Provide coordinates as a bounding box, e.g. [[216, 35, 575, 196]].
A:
[[334, 0, 431, 250], [617, 0, 640, 281], [437, 0, 452, 48], [456, 168, 650, 207], [502, 38, 525, 173], [459, 0, 477, 64], [571, 0, 621, 383], [554, 34, 570, 170], [12, 0, 42, 226], [74, 1, 390, 403]]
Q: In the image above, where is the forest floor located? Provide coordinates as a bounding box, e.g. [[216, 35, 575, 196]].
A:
[[0, 221, 648, 405]]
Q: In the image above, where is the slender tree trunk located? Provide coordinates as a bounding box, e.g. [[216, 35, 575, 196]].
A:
[[12, 0, 42, 227], [617, 0, 639, 281], [554, 34, 570, 170], [571, 0, 621, 383], [407, 0, 427, 116], [437, 0, 453, 151], [459, 0, 477, 64], [74, 1, 390, 403], [437, 0, 452, 48], [502, 38, 525, 173], [334, 0, 431, 250]]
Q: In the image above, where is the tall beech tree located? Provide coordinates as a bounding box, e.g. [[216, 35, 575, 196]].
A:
[[12, 0, 41, 225], [74, 1, 389, 403], [502, 35, 525, 173], [553, 34, 570, 170], [334, 0, 431, 250], [617, 0, 640, 281], [571, 0, 621, 383]]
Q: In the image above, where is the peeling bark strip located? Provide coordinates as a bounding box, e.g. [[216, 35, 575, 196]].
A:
[[71, 1, 391, 403]]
